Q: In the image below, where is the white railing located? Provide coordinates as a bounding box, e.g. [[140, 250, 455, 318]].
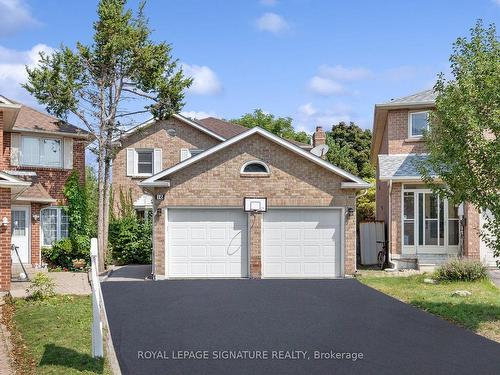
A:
[[90, 238, 104, 358]]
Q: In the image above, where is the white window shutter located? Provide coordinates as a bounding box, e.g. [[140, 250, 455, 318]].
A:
[[10, 133, 21, 166], [180, 148, 191, 162], [63, 138, 73, 169], [126, 148, 135, 176], [153, 148, 162, 174]]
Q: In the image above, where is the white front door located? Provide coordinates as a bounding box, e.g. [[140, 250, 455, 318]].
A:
[[167, 209, 248, 278], [480, 210, 498, 267], [262, 209, 342, 278], [11, 206, 30, 264]]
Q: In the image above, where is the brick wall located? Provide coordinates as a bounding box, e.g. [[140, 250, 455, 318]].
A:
[[0, 188, 12, 291], [30, 203, 41, 265], [3, 133, 86, 201], [249, 213, 262, 278], [152, 133, 358, 278], [112, 117, 220, 211], [387, 109, 429, 155], [389, 183, 402, 255], [464, 203, 480, 260]]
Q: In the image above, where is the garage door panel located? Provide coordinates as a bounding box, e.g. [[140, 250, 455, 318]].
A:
[[168, 209, 248, 278], [263, 209, 342, 278]]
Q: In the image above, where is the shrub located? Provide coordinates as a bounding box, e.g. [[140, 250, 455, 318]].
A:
[[42, 238, 89, 269], [109, 188, 152, 264], [27, 273, 56, 300], [435, 259, 488, 282]]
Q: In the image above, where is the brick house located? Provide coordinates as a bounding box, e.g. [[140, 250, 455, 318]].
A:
[[112, 114, 370, 279], [0, 96, 89, 290], [371, 89, 497, 270]]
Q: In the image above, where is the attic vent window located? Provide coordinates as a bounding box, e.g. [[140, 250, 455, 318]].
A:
[[240, 160, 270, 176]]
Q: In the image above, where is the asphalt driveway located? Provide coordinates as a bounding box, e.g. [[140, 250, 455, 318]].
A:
[[101, 279, 500, 375]]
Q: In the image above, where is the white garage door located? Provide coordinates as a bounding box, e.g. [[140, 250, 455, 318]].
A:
[[167, 209, 248, 278], [262, 209, 342, 278]]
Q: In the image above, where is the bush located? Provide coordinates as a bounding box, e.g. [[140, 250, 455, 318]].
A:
[[109, 216, 152, 264], [435, 259, 488, 281], [41, 238, 89, 269], [109, 188, 152, 264], [27, 273, 56, 300]]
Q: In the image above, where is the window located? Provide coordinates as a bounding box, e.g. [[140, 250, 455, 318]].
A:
[[240, 161, 270, 174], [403, 192, 415, 245], [137, 150, 153, 175], [408, 111, 429, 138], [21, 136, 62, 167], [41, 207, 69, 246]]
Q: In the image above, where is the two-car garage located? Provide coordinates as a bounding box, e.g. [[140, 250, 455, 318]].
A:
[[166, 208, 343, 279]]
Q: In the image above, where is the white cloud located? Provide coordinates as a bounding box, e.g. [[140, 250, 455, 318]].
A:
[[318, 64, 372, 81], [296, 102, 355, 132], [308, 76, 344, 96], [256, 12, 289, 34], [298, 103, 317, 116], [0, 44, 54, 103], [494, 0, 500, 6], [260, 0, 278, 5], [0, 0, 39, 36], [181, 110, 218, 120], [182, 63, 222, 95]]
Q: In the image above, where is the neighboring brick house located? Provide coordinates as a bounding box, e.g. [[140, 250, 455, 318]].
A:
[[0, 96, 89, 290], [112, 114, 370, 279], [371, 89, 497, 269]]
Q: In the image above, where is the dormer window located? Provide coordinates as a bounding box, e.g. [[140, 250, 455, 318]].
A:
[[408, 111, 429, 138], [240, 160, 270, 176]]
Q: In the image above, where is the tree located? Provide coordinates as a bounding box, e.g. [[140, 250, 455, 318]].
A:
[[85, 166, 99, 238], [231, 109, 311, 144], [419, 21, 500, 263], [325, 121, 375, 179], [23, 0, 192, 270]]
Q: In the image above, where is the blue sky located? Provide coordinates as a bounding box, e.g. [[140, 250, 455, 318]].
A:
[[1, 0, 499, 133]]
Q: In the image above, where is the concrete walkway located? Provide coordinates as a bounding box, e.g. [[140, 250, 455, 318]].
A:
[[488, 268, 500, 287], [10, 271, 91, 298], [105, 264, 151, 282]]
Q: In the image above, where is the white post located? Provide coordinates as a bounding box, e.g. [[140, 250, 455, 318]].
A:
[[91, 238, 104, 358]]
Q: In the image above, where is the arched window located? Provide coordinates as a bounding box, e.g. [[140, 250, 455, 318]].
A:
[[240, 160, 270, 175]]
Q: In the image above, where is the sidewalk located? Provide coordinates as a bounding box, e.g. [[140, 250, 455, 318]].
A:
[[488, 268, 500, 287], [10, 271, 91, 298]]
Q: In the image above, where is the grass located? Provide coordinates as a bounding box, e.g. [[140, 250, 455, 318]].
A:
[[359, 274, 500, 343], [4, 295, 112, 375]]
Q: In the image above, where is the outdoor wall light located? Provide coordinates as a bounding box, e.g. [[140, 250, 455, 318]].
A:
[[1, 217, 9, 226], [32, 213, 40, 222], [347, 207, 355, 217]]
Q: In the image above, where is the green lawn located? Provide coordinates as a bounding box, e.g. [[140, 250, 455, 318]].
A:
[[9, 295, 112, 375], [359, 274, 500, 343]]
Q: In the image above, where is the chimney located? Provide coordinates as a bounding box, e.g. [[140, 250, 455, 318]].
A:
[[312, 126, 326, 147]]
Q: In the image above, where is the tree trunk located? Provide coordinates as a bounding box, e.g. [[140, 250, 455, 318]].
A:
[[102, 135, 112, 267], [97, 139, 106, 273]]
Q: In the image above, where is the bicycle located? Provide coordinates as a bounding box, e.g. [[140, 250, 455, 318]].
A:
[[376, 240, 389, 270]]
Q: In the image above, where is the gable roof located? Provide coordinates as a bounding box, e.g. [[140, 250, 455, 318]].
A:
[[371, 89, 436, 163], [379, 89, 437, 107], [0, 96, 91, 138], [114, 114, 226, 143], [197, 117, 248, 139], [140, 126, 370, 189]]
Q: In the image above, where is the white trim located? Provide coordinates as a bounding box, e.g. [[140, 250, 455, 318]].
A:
[[12, 127, 90, 139], [113, 114, 226, 143], [408, 110, 429, 139], [375, 101, 435, 109], [141, 127, 370, 188], [40, 206, 68, 247], [240, 160, 270, 175], [0, 171, 30, 186], [134, 148, 154, 177]]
